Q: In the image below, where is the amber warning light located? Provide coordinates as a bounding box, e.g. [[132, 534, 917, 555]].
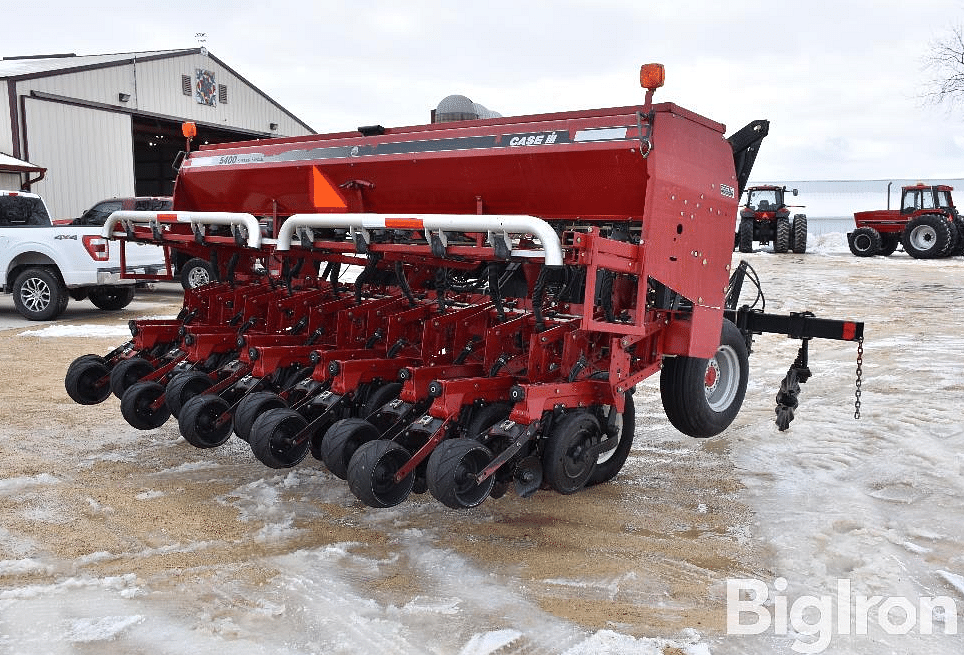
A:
[[640, 63, 665, 105], [182, 122, 197, 152], [640, 63, 665, 90]]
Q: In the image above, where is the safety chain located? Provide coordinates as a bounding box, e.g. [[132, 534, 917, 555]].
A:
[[853, 336, 864, 419]]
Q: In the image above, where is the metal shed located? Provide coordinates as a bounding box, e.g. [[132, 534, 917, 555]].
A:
[[1, 48, 314, 220]]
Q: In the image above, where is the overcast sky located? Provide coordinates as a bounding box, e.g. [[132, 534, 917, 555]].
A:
[[8, 0, 964, 182]]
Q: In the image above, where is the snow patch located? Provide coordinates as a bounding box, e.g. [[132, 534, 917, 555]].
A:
[[0, 473, 59, 494], [63, 614, 145, 642], [937, 570, 964, 598], [18, 324, 132, 338], [458, 629, 522, 655], [0, 558, 50, 577]]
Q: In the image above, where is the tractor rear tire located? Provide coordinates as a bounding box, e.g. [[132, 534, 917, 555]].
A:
[[901, 214, 953, 259], [848, 227, 882, 257], [774, 217, 790, 253], [949, 216, 964, 256], [660, 319, 749, 438], [791, 215, 807, 253], [738, 219, 754, 253], [426, 438, 496, 509]]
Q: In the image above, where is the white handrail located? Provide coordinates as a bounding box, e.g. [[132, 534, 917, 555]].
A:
[[102, 211, 263, 249], [276, 213, 563, 266]]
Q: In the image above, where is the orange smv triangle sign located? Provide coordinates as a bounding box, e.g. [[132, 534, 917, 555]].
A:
[[311, 166, 347, 209]]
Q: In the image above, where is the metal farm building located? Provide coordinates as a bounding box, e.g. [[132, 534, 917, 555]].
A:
[[0, 48, 313, 220]]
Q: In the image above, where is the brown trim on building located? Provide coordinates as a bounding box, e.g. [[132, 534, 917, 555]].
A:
[[7, 80, 20, 159], [0, 161, 44, 173], [1, 50, 194, 82], [19, 93, 28, 161], [27, 90, 279, 138]]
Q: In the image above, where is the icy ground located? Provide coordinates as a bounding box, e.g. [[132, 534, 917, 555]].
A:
[[1, 233, 962, 654]]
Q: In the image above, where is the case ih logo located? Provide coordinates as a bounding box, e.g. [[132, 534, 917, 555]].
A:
[[505, 131, 568, 147], [720, 184, 736, 199]]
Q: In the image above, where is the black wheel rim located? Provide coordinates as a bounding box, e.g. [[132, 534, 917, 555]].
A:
[[452, 447, 493, 505], [193, 399, 231, 447], [270, 416, 308, 465], [371, 448, 411, 504]]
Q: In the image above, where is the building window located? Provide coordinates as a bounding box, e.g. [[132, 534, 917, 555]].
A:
[[218, 84, 228, 104], [181, 75, 192, 96]]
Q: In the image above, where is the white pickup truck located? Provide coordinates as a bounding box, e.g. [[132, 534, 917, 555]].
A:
[[1, 190, 165, 320]]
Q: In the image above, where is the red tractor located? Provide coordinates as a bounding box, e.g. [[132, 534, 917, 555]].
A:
[[849, 184, 964, 258], [736, 185, 807, 254]]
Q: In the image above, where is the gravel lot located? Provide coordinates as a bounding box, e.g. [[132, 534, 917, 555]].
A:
[[0, 243, 961, 655]]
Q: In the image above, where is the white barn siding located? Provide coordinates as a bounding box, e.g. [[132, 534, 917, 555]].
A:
[[17, 65, 133, 109], [13, 54, 306, 138], [0, 173, 20, 191], [0, 93, 12, 155], [25, 97, 133, 220], [134, 54, 306, 135], [1, 49, 312, 215]]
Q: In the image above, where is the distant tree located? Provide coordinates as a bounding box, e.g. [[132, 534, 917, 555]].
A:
[[923, 24, 964, 106]]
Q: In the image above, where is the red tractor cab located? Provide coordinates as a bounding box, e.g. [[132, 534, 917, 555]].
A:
[[736, 185, 807, 253], [849, 184, 963, 258]]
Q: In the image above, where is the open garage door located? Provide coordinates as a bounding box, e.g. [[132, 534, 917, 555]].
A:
[[25, 97, 135, 220], [132, 117, 266, 197]]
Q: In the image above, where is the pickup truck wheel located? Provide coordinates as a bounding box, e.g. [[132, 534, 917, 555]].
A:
[[660, 319, 749, 438], [88, 286, 135, 310], [12, 267, 67, 320], [180, 258, 217, 290]]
